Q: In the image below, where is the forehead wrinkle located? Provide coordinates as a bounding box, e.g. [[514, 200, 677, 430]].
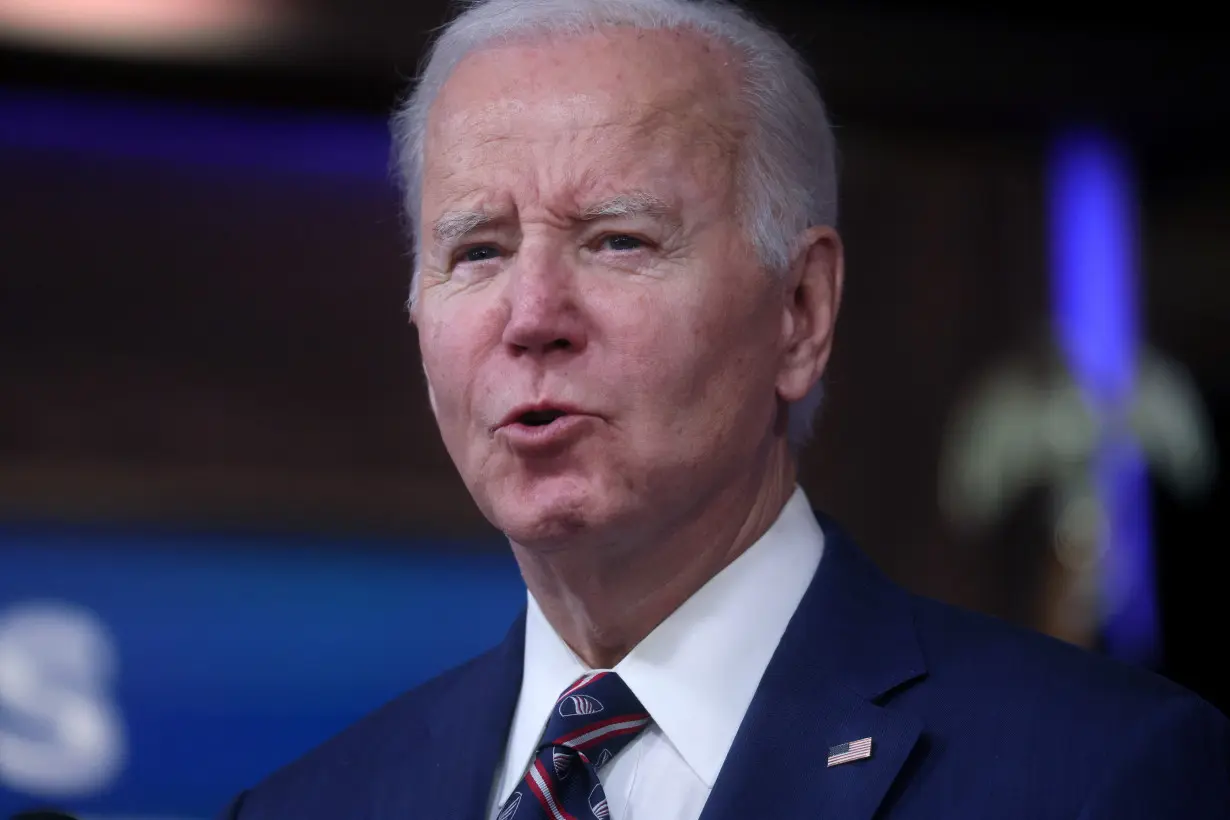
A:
[[423, 34, 747, 233], [433, 76, 740, 169]]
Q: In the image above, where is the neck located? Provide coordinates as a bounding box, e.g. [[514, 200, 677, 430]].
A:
[[511, 442, 797, 668]]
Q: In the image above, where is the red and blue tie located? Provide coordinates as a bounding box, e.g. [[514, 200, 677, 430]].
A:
[[498, 671, 652, 820]]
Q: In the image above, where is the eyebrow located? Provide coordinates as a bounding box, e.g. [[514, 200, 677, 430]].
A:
[[429, 192, 675, 245], [432, 209, 492, 244], [579, 192, 673, 221]]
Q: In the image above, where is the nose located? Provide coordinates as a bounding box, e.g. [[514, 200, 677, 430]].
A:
[[500, 250, 588, 358]]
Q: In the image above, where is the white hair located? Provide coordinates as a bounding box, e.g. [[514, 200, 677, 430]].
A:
[[391, 0, 837, 446]]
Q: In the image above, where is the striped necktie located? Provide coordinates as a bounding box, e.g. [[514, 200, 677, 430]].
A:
[[498, 671, 652, 820]]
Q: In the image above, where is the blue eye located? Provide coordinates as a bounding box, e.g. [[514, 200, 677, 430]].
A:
[[462, 245, 500, 262], [602, 235, 645, 252]]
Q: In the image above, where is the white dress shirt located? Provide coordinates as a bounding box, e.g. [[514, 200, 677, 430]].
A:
[[487, 486, 826, 819]]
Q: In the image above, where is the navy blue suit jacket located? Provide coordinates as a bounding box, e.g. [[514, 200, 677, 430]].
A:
[[219, 518, 1230, 818]]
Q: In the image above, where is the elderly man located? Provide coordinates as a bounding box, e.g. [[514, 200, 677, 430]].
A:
[[218, 0, 1230, 817]]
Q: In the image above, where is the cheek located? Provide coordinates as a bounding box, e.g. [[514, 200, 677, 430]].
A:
[[601, 289, 693, 373], [617, 282, 777, 435], [600, 290, 730, 417], [419, 311, 485, 420]]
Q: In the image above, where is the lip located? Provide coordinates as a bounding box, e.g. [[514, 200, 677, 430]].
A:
[[494, 402, 594, 452], [495, 402, 588, 431]]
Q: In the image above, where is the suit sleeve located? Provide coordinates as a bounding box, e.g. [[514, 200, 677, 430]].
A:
[[214, 790, 249, 820], [1078, 694, 1230, 818]]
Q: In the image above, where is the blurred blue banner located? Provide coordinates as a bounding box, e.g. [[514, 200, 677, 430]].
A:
[[0, 526, 523, 818]]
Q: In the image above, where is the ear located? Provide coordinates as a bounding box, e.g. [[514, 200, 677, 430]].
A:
[[777, 225, 844, 404]]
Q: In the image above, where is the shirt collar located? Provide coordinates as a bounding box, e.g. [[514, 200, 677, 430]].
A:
[[506, 486, 825, 791], [614, 486, 824, 785]]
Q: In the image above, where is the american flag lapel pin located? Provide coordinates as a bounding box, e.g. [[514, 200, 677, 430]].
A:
[[827, 736, 873, 767]]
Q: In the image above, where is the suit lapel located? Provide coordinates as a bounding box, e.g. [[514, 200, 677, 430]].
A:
[[700, 518, 927, 820], [419, 611, 526, 820]]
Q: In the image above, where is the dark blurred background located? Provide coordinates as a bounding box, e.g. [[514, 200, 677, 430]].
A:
[[1, 2, 1227, 816]]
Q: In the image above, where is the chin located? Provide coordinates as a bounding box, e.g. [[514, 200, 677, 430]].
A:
[[485, 473, 620, 550]]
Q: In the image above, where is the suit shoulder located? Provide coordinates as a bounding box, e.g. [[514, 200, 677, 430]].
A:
[[874, 591, 1230, 816], [907, 590, 1215, 721]]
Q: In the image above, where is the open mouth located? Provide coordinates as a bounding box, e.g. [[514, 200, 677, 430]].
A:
[[516, 408, 567, 427]]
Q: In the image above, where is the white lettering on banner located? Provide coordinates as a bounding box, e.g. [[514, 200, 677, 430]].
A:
[[0, 601, 126, 797]]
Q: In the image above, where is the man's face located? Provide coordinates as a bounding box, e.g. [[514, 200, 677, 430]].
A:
[[415, 29, 796, 548]]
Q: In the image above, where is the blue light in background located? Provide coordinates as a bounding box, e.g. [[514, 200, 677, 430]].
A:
[[1048, 130, 1157, 664], [0, 86, 501, 817], [0, 86, 393, 183], [0, 527, 524, 817]]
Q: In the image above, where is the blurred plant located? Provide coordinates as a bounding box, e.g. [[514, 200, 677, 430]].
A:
[[939, 338, 1216, 652]]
